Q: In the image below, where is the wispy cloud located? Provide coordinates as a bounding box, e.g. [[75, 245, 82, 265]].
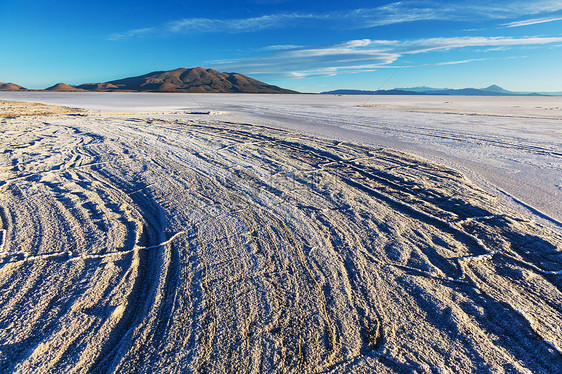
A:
[[108, 28, 155, 41], [166, 14, 319, 34], [213, 36, 562, 78], [108, 1, 562, 39], [261, 44, 303, 51], [213, 39, 401, 77], [434, 58, 487, 65], [503, 16, 562, 27], [401, 36, 562, 52]]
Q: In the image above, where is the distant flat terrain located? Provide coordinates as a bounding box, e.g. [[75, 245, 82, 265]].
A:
[[0, 99, 560, 372]]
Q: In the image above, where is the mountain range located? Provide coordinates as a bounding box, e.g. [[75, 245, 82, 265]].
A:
[[0, 67, 297, 94], [321, 85, 562, 96], [2, 74, 560, 96]]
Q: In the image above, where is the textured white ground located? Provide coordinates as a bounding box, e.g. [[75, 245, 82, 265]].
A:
[[2, 92, 560, 227], [0, 95, 561, 373]]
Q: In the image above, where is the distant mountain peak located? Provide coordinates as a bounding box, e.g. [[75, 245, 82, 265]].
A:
[[88, 67, 299, 94], [484, 84, 510, 93], [45, 83, 86, 92]]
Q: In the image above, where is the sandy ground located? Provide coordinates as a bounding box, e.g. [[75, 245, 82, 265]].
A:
[[0, 99, 82, 117], [0, 99, 561, 373]]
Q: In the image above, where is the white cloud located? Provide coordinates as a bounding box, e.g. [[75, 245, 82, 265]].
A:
[[518, 0, 562, 13], [341, 39, 374, 48], [261, 44, 303, 51], [166, 14, 317, 33], [213, 36, 562, 78], [434, 58, 487, 65], [503, 16, 562, 27], [108, 1, 562, 39], [403, 36, 562, 52], [107, 28, 154, 41]]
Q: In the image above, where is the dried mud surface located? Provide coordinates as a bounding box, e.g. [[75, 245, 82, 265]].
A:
[[0, 103, 561, 373]]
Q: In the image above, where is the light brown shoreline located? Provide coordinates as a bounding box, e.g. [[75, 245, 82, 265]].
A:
[[0, 99, 83, 117]]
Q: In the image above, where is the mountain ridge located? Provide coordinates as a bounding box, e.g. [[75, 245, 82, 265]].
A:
[[321, 85, 560, 96], [0, 68, 297, 94]]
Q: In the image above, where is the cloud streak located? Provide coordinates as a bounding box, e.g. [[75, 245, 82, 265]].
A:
[[503, 16, 562, 27], [166, 14, 319, 34], [213, 36, 562, 78], [260, 44, 303, 51], [434, 58, 488, 66], [108, 1, 562, 39], [108, 28, 155, 41]]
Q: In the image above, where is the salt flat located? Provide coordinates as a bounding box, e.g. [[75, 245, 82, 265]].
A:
[[1, 92, 560, 227], [0, 96, 560, 373]]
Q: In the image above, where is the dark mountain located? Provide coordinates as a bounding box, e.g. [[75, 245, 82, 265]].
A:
[[412, 85, 547, 96], [322, 89, 421, 95], [0, 82, 27, 91], [321, 85, 559, 96], [429, 87, 505, 96], [78, 67, 297, 93], [537, 91, 562, 96], [76, 82, 119, 91], [395, 86, 444, 93]]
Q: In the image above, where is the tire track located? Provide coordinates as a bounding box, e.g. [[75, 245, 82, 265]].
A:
[[0, 114, 560, 373]]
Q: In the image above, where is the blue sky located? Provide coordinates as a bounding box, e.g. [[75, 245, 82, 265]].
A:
[[1, 0, 562, 92]]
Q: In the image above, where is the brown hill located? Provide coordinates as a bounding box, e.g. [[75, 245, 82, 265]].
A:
[[45, 83, 86, 92], [0, 82, 27, 91], [90, 67, 297, 93], [3, 68, 296, 93]]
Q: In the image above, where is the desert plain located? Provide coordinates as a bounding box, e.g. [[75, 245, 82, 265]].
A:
[[0, 93, 560, 373]]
